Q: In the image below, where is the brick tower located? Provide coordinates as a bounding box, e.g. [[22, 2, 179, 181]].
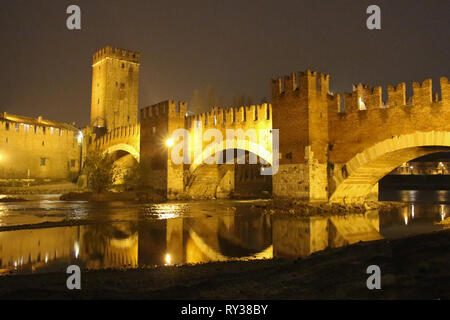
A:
[[271, 70, 330, 201], [90, 46, 140, 130]]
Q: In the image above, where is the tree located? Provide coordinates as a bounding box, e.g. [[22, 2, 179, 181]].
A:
[[232, 94, 253, 107], [121, 161, 148, 191], [189, 86, 224, 114], [83, 150, 115, 193]]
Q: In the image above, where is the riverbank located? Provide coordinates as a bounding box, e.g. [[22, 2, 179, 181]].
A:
[[0, 182, 79, 195], [1, 228, 450, 299]]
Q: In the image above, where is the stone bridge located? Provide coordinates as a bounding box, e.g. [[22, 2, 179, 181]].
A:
[[137, 72, 449, 203]]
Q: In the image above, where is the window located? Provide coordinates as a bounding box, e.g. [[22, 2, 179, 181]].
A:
[[43, 127, 46, 135], [121, 63, 125, 69], [15, 123, 19, 132], [40, 158, 46, 166], [70, 160, 76, 168], [5, 122, 9, 131], [152, 127, 156, 134], [42, 141, 45, 146], [34, 125, 37, 134]]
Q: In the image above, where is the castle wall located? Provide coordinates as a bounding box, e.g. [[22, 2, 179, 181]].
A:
[[0, 115, 80, 180]]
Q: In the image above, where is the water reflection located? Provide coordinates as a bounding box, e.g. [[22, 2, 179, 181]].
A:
[[0, 197, 449, 275]]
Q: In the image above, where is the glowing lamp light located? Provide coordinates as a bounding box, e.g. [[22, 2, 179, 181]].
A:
[[165, 138, 174, 147], [165, 253, 172, 265], [77, 131, 83, 144]]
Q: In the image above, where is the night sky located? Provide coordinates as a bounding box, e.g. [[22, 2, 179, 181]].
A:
[[0, 0, 449, 127]]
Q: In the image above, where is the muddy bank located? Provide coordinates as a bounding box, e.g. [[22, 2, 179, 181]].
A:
[[60, 190, 165, 202], [255, 199, 406, 216], [0, 196, 27, 203], [1, 229, 450, 299]]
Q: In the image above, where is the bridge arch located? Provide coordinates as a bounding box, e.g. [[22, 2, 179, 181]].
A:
[[189, 138, 273, 174], [330, 131, 450, 203], [186, 141, 273, 199], [103, 143, 140, 162]]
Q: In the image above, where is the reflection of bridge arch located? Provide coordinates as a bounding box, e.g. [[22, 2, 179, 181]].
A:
[[103, 143, 140, 162], [330, 131, 450, 203], [188, 229, 273, 261]]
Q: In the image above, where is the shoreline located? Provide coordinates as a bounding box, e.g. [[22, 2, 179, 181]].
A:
[[1, 229, 450, 299]]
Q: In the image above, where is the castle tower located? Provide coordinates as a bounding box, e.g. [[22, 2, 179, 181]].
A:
[[90, 46, 140, 130]]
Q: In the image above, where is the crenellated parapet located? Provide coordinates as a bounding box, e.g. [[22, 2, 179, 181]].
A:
[[441, 77, 450, 102], [332, 76, 448, 117], [271, 70, 330, 99], [92, 46, 140, 65], [387, 82, 406, 107], [140, 100, 187, 122], [185, 104, 271, 130]]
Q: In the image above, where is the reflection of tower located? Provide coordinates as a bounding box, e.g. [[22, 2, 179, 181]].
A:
[[166, 218, 184, 264], [90, 46, 140, 130]]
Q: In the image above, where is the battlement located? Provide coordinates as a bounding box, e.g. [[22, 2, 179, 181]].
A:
[[335, 76, 449, 115], [271, 70, 330, 98], [186, 104, 271, 129], [95, 123, 140, 147], [140, 100, 187, 121], [93, 46, 140, 65]]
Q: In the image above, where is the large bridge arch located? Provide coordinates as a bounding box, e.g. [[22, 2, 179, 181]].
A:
[[330, 131, 450, 203], [186, 139, 274, 199], [103, 143, 140, 162]]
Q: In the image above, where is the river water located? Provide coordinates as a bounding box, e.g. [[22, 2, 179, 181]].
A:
[[0, 191, 449, 275]]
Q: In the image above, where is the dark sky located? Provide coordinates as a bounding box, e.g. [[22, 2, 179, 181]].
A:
[[0, 0, 449, 127]]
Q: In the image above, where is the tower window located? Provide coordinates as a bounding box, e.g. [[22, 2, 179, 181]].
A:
[[70, 160, 76, 168], [40, 158, 46, 166], [121, 63, 125, 68], [5, 123, 9, 130], [15, 123, 19, 132]]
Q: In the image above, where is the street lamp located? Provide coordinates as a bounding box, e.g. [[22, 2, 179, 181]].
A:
[[165, 138, 174, 147]]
